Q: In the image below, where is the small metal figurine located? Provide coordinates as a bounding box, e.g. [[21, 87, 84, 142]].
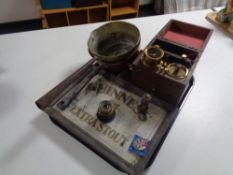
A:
[[137, 94, 152, 121]]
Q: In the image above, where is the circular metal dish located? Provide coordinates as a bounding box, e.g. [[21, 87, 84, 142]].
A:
[[88, 21, 141, 63]]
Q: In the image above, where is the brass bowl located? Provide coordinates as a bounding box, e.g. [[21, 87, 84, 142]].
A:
[[88, 21, 141, 63]]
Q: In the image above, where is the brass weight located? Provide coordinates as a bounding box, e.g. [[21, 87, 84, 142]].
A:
[[165, 63, 189, 80], [141, 45, 164, 68], [97, 100, 116, 122], [141, 45, 189, 80]]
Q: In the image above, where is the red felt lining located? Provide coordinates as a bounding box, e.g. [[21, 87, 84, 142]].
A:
[[163, 31, 204, 49]]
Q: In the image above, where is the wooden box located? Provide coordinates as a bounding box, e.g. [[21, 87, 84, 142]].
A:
[[130, 19, 213, 106]]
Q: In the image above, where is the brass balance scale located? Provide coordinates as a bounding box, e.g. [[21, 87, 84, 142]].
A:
[[36, 20, 213, 175]]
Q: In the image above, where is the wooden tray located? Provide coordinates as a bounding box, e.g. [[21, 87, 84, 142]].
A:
[[206, 12, 233, 39], [36, 58, 194, 175], [36, 20, 210, 175]]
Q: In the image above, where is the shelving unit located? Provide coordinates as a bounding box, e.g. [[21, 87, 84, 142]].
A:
[[40, 2, 109, 28], [37, 0, 140, 28], [109, 0, 139, 20]]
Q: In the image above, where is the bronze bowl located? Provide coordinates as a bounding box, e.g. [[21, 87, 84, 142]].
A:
[[88, 21, 141, 64]]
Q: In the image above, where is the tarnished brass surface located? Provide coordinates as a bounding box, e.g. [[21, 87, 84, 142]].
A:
[[165, 63, 189, 79], [88, 21, 140, 63], [141, 45, 164, 68], [140, 45, 190, 80], [97, 100, 116, 122]]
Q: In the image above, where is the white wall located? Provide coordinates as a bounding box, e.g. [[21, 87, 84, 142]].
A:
[[140, 0, 153, 5], [0, 0, 40, 23], [0, 0, 152, 23]]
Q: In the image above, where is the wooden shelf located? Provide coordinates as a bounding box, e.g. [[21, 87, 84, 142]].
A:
[[41, 2, 108, 14], [38, 0, 139, 27], [68, 10, 88, 25], [89, 7, 108, 23], [45, 13, 68, 28], [109, 0, 139, 20], [39, 2, 109, 28], [111, 6, 137, 16]]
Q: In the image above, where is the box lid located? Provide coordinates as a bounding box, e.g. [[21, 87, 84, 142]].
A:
[[157, 19, 213, 51]]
